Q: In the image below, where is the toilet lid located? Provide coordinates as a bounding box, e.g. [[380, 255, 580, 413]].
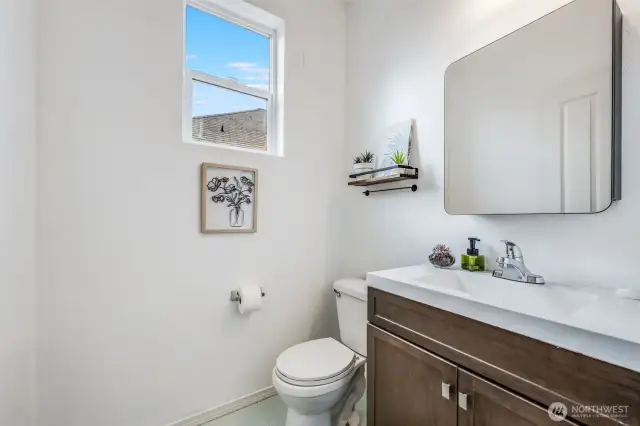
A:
[[276, 338, 356, 383]]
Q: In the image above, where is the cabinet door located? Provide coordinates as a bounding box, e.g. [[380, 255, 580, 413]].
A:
[[368, 324, 457, 426], [458, 369, 580, 426]]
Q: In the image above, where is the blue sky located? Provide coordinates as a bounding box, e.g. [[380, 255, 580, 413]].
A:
[[186, 6, 270, 117]]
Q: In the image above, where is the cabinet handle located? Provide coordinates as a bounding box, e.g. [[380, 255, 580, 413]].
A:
[[458, 392, 468, 410], [441, 382, 451, 400]]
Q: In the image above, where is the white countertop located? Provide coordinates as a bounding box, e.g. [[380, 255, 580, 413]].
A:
[[366, 264, 640, 373]]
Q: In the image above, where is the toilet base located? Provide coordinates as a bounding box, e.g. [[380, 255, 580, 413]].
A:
[[341, 411, 360, 426], [284, 409, 330, 426]]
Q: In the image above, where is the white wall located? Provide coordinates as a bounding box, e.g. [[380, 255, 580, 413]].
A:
[[340, 0, 640, 289], [0, 0, 37, 424], [37, 0, 345, 424]]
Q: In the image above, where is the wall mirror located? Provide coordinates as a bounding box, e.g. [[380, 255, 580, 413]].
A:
[[444, 0, 622, 215]]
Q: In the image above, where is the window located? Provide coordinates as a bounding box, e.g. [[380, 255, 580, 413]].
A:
[[183, 0, 284, 155]]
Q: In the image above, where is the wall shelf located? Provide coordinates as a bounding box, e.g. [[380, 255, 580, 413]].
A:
[[348, 165, 419, 195], [348, 174, 418, 187], [348, 165, 418, 187]]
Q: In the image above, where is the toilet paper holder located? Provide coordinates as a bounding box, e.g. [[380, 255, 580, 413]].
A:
[[230, 288, 266, 303]]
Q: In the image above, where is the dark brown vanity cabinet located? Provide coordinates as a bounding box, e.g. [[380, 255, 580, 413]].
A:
[[368, 325, 457, 426], [457, 370, 578, 426], [367, 288, 640, 426], [368, 325, 578, 426]]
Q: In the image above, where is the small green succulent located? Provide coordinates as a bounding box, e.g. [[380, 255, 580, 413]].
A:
[[353, 151, 375, 164], [353, 151, 375, 165], [360, 151, 375, 163], [389, 150, 407, 165]]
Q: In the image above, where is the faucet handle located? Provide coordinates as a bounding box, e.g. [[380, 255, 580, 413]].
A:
[[500, 240, 523, 259]]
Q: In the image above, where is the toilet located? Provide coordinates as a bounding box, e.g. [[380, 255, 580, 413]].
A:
[[272, 278, 367, 426]]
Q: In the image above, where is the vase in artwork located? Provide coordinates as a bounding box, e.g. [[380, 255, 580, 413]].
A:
[[229, 207, 245, 228]]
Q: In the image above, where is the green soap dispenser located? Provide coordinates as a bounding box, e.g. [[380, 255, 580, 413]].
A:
[[461, 237, 485, 272]]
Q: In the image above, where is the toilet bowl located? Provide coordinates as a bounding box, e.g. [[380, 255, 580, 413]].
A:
[[274, 279, 368, 426], [272, 338, 366, 426]]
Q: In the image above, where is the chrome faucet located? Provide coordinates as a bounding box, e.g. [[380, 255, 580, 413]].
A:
[[492, 240, 545, 285]]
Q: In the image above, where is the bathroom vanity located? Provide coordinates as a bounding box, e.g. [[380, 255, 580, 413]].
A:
[[366, 0, 635, 420], [365, 265, 640, 426]]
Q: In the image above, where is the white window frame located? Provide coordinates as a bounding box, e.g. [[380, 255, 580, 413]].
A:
[[183, 0, 285, 156]]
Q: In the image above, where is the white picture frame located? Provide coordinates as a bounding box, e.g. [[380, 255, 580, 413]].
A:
[[201, 163, 258, 234]]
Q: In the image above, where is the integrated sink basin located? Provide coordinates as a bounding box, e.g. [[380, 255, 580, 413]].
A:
[[389, 265, 594, 316], [414, 269, 468, 293], [366, 264, 640, 372]]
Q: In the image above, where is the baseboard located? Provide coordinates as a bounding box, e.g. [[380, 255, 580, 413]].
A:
[[168, 386, 278, 426]]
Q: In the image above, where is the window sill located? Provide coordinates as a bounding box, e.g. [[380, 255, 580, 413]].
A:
[[183, 137, 284, 158]]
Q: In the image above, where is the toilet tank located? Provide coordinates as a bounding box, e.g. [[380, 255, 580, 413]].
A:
[[334, 278, 367, 356]]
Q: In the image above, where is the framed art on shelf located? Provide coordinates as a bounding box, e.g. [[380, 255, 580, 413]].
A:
[[201, 163, 258, 234], [377, 119, 414, 177]]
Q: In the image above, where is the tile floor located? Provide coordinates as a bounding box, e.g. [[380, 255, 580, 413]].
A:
[[203, 393, 366, 426]]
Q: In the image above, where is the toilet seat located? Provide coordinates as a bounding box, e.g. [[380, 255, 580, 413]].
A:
[[275, 338, 357, 387]]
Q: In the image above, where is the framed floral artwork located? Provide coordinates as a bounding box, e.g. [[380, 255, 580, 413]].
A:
[[201, 163, 258, 234]]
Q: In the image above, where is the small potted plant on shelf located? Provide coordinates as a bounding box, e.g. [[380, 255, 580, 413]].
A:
[[388, 150, 408, 175], [353, 151, 375, 172]]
